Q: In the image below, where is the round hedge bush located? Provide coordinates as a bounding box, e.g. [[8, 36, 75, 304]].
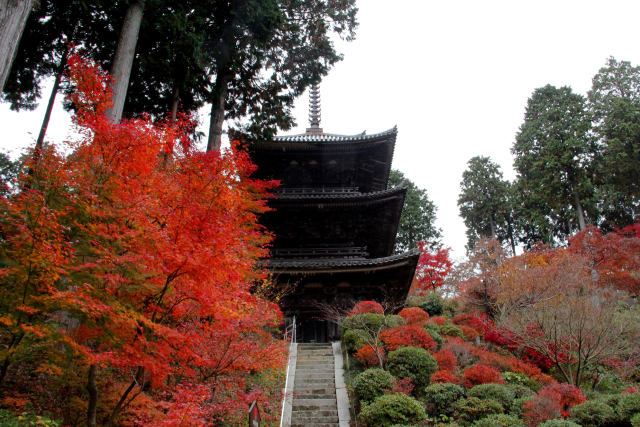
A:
[[506, 384, 535, 400], [468, 384, 516, 411], [427, 328, 444, 351], [386, 346, 438, 392], [453, 397, 504, 424], [539, 420, 582, 427], [570, 400, 616, 426], [473, 413, 525, 427], [341, 313, 385, 335], [386, 314, 406, 328], [419, 292, 444, 316], [359, 393, 427, 427], [422, 383, 466, 416], [342, 328, 368, 353], [632, 412, 640, 427], [618, 392, 640, 422], [440, 323, 465, 338], [352, 368, 395, 404]]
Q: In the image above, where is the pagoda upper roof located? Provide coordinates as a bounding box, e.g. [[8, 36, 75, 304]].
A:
[[271, 126, 397, 143]]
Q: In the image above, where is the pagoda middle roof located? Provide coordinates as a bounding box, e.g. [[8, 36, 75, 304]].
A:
[[272, 126, 397, 143], [268, 249, 420, 271]]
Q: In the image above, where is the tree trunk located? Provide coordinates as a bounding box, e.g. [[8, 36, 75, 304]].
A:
[[506, 218, 516, 256], [86, 365, 98, 427], [107, 366, 143, 426], [0, 0, 34, 91], [105, 0, 145, 124], [489, 215, 497, 239], [572, 191, 587, 231], [170, 86, 179, 122], [207, 72, 230, 151], [35, 49, 67, 154]]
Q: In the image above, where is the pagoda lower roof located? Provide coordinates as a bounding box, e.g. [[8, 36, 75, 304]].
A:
[[272, 126, 397, 143], [272, 183, 407, 201], [268, 249, 420, 273]]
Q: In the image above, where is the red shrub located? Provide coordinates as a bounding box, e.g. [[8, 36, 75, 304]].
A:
[[460, 325, 480, 341], [462, 364, 504, 388], [434, 349, 457, 372], [541, 383, 585, 417], [349, 301, 384, 316], [452, 314, 486, 333], [522, 347, 555, 370], [624, 387, 640, 394], [428, 316, 447, 326], [392, 377, 414, 395], [379, 325, 438, 352], [532, 373, 557, 387], [398, 307, 429, 326], [443, 337, 477, 367], [471, 347, 513, 372], [431, 369, 460, 384], [522, 390, 562, 427], [505, 356, 542, 377], [354, 345, 385, 367]]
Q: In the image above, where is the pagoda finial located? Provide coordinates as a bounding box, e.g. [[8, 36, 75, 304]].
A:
[[306, 83, 323, 135]]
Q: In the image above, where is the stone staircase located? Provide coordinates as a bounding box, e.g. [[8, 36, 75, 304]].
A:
[[291, 343, 339, 427]]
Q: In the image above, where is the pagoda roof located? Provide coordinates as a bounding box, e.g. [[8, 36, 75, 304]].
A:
[[268, 249, 420, 272], [271, 126, 397, 143]]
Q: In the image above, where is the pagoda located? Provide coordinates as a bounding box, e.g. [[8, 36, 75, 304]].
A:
[[250, 85, 419, 342]]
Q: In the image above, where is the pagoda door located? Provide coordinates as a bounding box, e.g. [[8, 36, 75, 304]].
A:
[[301, 320, 328, 343]]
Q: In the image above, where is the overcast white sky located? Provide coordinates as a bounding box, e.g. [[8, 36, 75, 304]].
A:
[[2, 0, 640, 259]]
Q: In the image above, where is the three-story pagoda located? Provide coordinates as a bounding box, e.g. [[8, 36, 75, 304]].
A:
[[250, 86, 419, 342]]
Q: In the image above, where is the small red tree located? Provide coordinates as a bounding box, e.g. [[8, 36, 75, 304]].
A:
[[412, 243, 452, 294], [522, 389, 562, 426], [398, 307, 429, 326], [431, 370, 460, 384], [349, 300, 384, 316], [462, 364, 504, 388], [379, 325, 438, 352]]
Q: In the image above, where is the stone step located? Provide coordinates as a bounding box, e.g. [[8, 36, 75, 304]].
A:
[[293, 398, 338, 410], [291, 416, 339, 424], [295, 380, 335, 387], [294, 387, 336, 394], [292, 409, 338, 418], [291, 423, 338, 427], [295, 373, 335, 378], [296, 363, 334, 368]]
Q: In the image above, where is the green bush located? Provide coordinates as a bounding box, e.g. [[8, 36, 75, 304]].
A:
[[538, 420, 582, 427], [505, 384, 535, 400], [419, 292, 444, 316], [343, 328, 369, 353], [0, 410, 60, 427], [632, 412, 640, 427], [468, 384, 516, 411], [453, 397, 504, 425], [352, 368, 395, 404], [618, 392, 640, 422], [426, 328, 444, 351], [502, 371, 541, 391], [386, 314, 406, 328], [387, 346, 438, 393], [341, 313, 385, 335], [440, 323, 464, 338], [422, 383, 466, 417], [508, 396, 532, 418], [359, 393, 427, 427], [473, 414, 525, 427], [570, 400, 616, 427], [441, 298, 458, 317]]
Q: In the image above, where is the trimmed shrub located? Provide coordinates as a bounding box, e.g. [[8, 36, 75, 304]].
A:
[[468, 384, 516, 411], [502, 371, 540, 391], [619, 391, 640, 422], [473, 414, 525, 427], [509, 396, 532, 418], [541, 383, 585, 417], [431, 369, 461, 385], [341, 313, 385, 335], [570, 400, 616, 426], [440, 323, 465, 338], [429, 315, 447, 325], [379, 325, 438, 352], [422, 383, 466, 416], [444, 338, 478, 368], [352, 368, 395, 404], [632, 413, 640, 427], [522, 391, 562, 426], [386, 314, 406, 328], [539, 420, 581, 427], [398, 307, 429, 326], [387, 346, 438, 392], [427, 328, 444, 351], [462, 364, 504, 388], [350, 300, 384, 315], [453, 397, 504, 425], [0, 410, 60, 427], [419, 292, 444, 315], [435, 349, 457, 372], [354, 345, 385, 368], [359, 393, 426, 427], [342, 328, 368, 353], [460, 325, 481, 341], [506, 384, 535, 400]]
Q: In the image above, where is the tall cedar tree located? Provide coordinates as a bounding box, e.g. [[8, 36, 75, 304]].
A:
[[389, 169, 441, 253], [0, 0, 34, 91], [0, 55, 285, 426], [587, 57, 640, 230], [458, 156, 517, 254], [512, 85, 594, 246]]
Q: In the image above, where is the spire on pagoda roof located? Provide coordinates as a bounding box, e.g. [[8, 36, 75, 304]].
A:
[[306, 84, 323, 135]]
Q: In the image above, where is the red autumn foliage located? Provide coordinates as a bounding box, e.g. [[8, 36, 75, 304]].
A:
[[460, 325, 480, 341], [354, 345, 385, 368], [0, 54, 285, 425], [428, 316, 447, 326], [624, 387, 640, 394], [430, 369, 461, 385], [462, 364, 504, 388], [434, 349, 457, 372], [452, 314, 487, 333], [411, 243, 453, 294], [379, 325, 438, 353], [522, 390, 562, 427], [540, 383, 585, 417], [398, 307, 429, 326], [392, 377, 415, 395], [349, 301, 384, 316]]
